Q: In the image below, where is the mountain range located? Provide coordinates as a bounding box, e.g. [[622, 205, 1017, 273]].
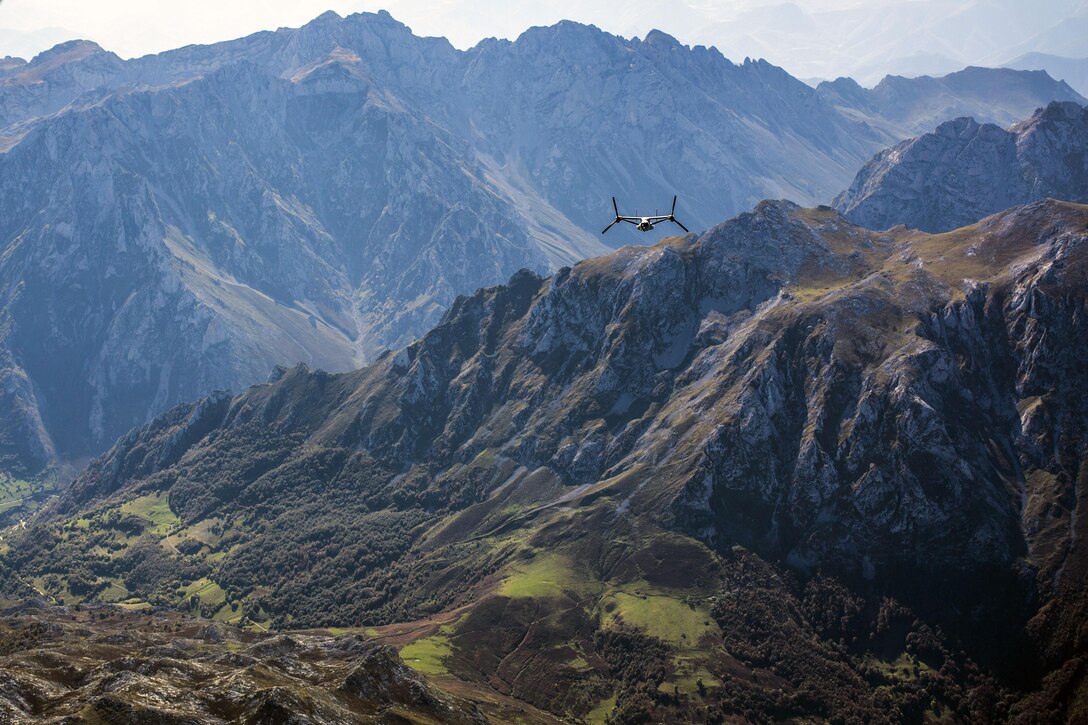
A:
[[2, 7, 1088, 724], [1006, 52, 1088, 97], [836, 101, 1088, 232], [816, 67, 1087, 138], [1, 10, 1084, 485], [3, 196, 1087, 721], [688, 0, 1088, 86], [8, 0, 1085, 88]]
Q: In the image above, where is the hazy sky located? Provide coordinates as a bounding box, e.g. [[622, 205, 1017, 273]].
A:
[[1, 0, 1084, 83]]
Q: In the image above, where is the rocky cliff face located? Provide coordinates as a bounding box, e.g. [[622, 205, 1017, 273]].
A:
[[0, 40, 125, 132], [2, 12, 1083, 480], [5, 200, 1087, 721], [0, 19, 581, 478], [835, 101, 1088, 232]]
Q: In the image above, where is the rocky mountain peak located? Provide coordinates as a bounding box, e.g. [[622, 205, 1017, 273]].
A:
[[0, 57, 28, 73], [1014, 99, 1088, 142], [835, 102, 1088, 232], [306, 9, 343, 26], [509, 19, 624, 63], [932, 114, 984, 136], [27, 39, 113, 65], [640, 28, 684, 49], [1028, 98, 1087, 122], [0, 11, 1084, 484], [336, 9, 431, 44]]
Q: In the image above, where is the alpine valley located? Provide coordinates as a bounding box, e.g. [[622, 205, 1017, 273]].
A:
[[4, 8, 1088, 725], [3, 194, 1088, 722], [1, 10, 1085, 484]]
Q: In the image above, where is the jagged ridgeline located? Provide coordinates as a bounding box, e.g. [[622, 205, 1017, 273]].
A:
[[1, 10, 1084, 485], [4, 199, 1086, 722], [837, 101, 1088, 233]]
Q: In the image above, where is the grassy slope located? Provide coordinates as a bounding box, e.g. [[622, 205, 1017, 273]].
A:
[[4, 202, 1086, 722]]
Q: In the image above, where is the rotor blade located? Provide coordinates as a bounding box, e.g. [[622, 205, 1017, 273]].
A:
[[612, 196, 619, 216], [672, 218, 689, 233], [602, 219, 618, 234], [672, 196, 677, 215]]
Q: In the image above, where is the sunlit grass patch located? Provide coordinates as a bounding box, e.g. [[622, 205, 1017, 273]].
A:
[[599, 587, 719, 646], [469, 448, 497, 467], [96, 578, 130, 602], [164, 518, 224, 552], [585, 693, 616, 724], [498, 553, 596, 600], [205, 547, 233, 564], [212, 602, 244, 624], [399, 632, 454, 675], [121, 492, 179, 534], [0, 476, 33, 504], [183, 578, 227, 607], [0, 475, 57, 522]]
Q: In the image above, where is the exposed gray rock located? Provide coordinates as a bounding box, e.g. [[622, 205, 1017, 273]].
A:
[[0, 11, 1083, 480], [0, 40, 124, 131], [835, 101, 1088, 232], [55, 199, 1088, 591], [0, 606, 489, 723], [7, 200, 1088, 720]]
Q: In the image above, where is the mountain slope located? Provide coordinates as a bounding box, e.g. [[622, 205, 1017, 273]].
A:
[[2, 11, 1084, 483], [5, 199, 1087, 721], [835, 101, 1088, 232], [0, 40, 124, 132], [1005, 52, 1088, 97], [0, 11, 851, 483], [0, 60, 544, 475]]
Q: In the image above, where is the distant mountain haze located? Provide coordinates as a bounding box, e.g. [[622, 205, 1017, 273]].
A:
[[0, 10, 1082, 482], [1006, 52, 1088, 96]]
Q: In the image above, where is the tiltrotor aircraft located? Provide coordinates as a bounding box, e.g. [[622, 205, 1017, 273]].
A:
[[602, 196, 689, 234]]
